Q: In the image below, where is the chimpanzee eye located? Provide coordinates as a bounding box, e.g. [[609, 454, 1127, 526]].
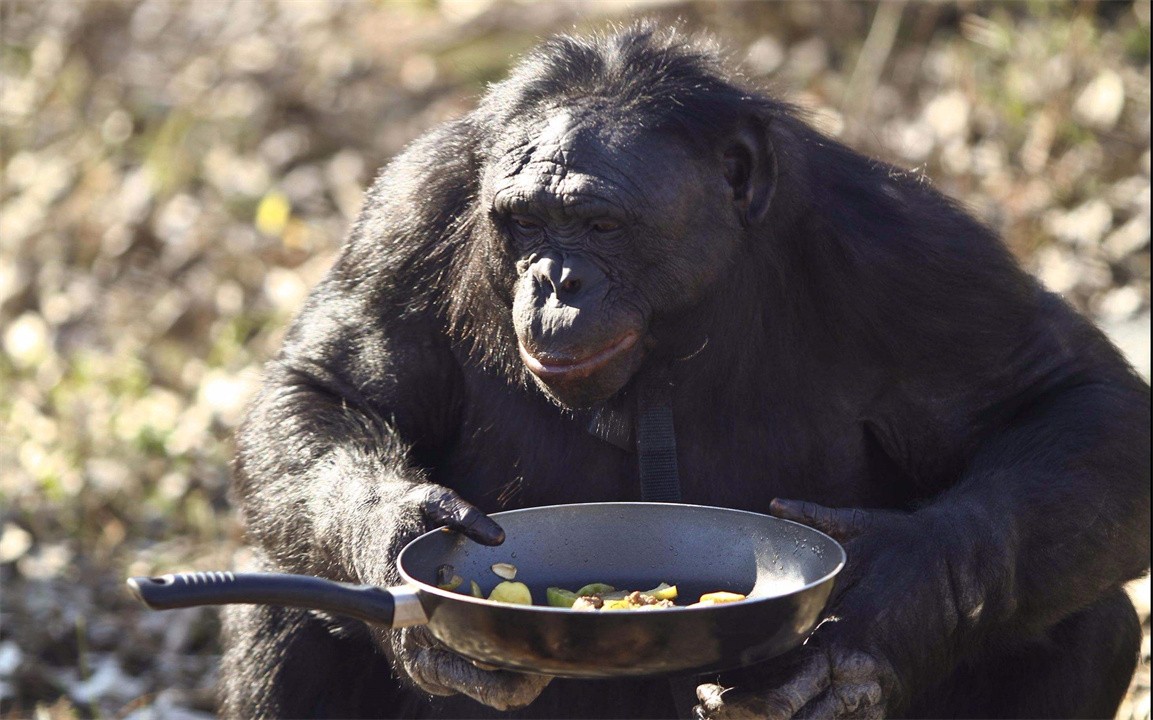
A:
[[510, 215, 541, 231], [591, 219, 621, 234]]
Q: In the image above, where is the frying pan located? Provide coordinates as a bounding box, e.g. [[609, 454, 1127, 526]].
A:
[[128, 502, 844, 677]]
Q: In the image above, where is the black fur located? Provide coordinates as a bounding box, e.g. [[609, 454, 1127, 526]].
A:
[[222, 25, 1150, 718]]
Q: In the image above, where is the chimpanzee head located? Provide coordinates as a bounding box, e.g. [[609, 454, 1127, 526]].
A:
[[473, 27, 778, 408]]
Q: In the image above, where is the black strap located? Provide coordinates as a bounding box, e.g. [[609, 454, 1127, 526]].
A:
[[585, 400, 634, 451], [635, 363, 682, 502]]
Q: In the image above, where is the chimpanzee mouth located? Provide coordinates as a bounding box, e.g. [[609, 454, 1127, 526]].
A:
[[518, 332, 639, 380]]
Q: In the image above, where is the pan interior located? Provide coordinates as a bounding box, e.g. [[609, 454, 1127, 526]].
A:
[[402, 503, 842, 605]]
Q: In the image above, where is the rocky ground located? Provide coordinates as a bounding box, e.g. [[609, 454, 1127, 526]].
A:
[[1, 1, 1148, 718]]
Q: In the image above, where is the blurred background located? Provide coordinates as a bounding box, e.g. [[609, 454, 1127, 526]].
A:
[[0, 1, 1148, 717]]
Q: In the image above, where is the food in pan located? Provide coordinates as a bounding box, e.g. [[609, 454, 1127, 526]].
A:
[[559, 583, 746, 610], [437, 563, 748, 609], [488, 580, 533, 605]]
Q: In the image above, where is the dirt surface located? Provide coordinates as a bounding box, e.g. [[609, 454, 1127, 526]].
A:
[[1, 1, 1148, 717]]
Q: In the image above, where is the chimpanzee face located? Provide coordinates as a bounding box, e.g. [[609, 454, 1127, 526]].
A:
[[482, 106, 767, 408]]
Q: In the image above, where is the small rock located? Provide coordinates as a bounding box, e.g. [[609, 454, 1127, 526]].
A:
[[886, 120, 934, 163], [1126, 576, 1151, 620], [400, 54, 438, 92], [1096, 286, 1144, 323], [746, 36, 785, 76], [1044, 199, 1113, 248], [1107, 177, 1150, 214], [197, 368, 259, 427], [786, 37, 828, 82], [1074, 69, 1125, 131], [260, 127, 311, 170], [263, 266, 309, 312], [923, 91, 970, 142], [1103, 216, 1151, 260], [2, 312, 50, 369], [0, 640, 21, 675], [1102, 311, 1152, 381], [69, 656, 147, 704], [17, 543, 72, 581], [1033, 246, 1079, 295], [228, 36, 279, 74], [0, 261, 30, 309], [0, 523, 33, 564]]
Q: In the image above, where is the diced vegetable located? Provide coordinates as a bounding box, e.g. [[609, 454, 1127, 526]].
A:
[[437, 574, 463, 591], [645, 583, 678, 600], [698, 591, 746, 604], [575, 583, 616, 596], [488, 581, 532, 605], [491, 563, 518, 580], [571, 596, 604, 611], [440, 567, 747, 612], [436, 564, 463, 591], [546, 587, 579, 608]]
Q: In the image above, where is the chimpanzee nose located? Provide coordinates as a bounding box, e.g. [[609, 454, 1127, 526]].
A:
[[530, 252, 592, 303]]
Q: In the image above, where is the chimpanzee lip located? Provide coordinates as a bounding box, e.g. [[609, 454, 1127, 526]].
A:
[[519, 332, 639, 379]]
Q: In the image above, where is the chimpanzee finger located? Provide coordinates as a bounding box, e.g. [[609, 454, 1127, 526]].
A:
[[696, 653, 831, 719], [769, 498, 873, 542], [694, 684, 766, 719], [795, 681, 884, 720], [415, 645, 552, 711], [420, 486, 505, 545]]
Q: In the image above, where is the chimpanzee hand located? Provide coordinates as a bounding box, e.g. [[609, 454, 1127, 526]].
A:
[[694, 645, 893, 719], [695, 498, 934, 720], [388, 625, 553, 710], [374, 484, 552, 710], [411, 484, 508, 546]]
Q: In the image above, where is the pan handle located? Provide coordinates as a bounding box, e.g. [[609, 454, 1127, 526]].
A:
[[126, 572, 427, 628]]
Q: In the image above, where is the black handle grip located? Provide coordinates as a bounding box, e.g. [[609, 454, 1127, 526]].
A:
[[127, 572, 399, 627]]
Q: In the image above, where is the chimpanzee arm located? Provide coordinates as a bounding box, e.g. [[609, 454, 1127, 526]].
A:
[[736, 299, 1152, 719], [232, 120, 489, 588], [230, 122, 554, 711], [825, 168, 1150, 705], [881, 303, 1151, 686], [233, 296, 480, 588]]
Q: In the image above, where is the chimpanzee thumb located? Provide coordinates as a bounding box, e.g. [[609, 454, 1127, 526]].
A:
[[419, 486, 505, 545], [769, 498, 874, 543]]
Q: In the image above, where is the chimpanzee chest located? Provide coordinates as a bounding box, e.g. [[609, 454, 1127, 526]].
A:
[[435, 369, 904, 516]]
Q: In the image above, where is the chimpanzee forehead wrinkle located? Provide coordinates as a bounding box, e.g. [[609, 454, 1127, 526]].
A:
[[490, 109, 692, 222]]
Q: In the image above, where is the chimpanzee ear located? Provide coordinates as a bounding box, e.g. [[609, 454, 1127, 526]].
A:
[[723, 117, 777, 227]]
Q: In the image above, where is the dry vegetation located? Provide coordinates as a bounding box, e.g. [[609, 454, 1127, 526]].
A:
[[0, 1, 1148, 718]]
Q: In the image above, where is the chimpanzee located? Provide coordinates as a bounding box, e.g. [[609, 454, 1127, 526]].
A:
[[219, 24, 1150, 720]]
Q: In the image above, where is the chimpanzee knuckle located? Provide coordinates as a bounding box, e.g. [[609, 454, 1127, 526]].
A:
[[415, 483, 453, 510], [400, 643, 458, 697], [850, 509, 871, 537], [412, 484, 471, 527], [831, 650, 874, 681], [741, 652, 833, 719], [792, 676, 885, 720], [818, 504, 838, 529], [943, 548, 1005, 633], [861, 681, 883, 709], [696, 693, 774, 720], [393, 625, 436, 661], [836, 682, 878, 714], [695, 683, 728, 714], [407, 665, 457, 697], [426, 652, 551, 711], [478, 672, 553, 711]]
